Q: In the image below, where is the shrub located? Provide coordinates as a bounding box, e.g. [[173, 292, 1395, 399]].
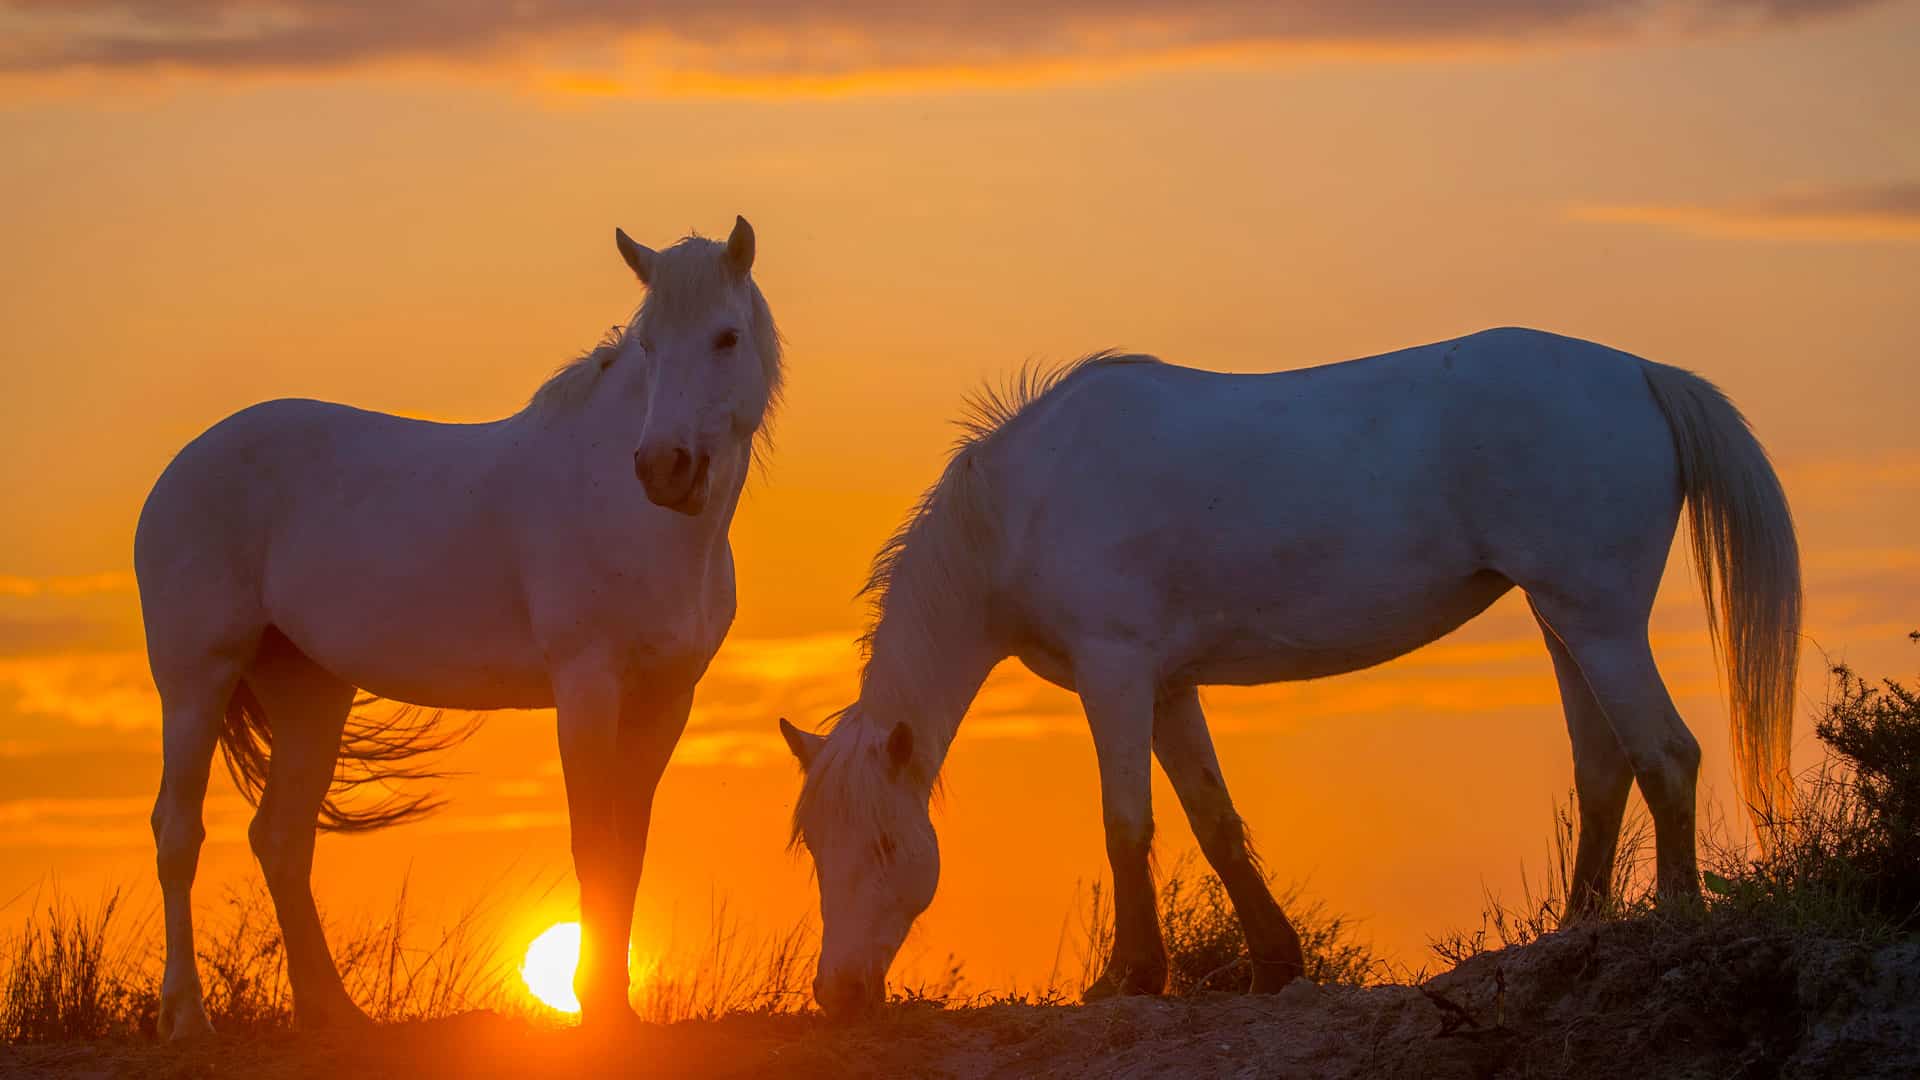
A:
[[1808, 632, 1920, 924], [1077, 849, 1378, 994]]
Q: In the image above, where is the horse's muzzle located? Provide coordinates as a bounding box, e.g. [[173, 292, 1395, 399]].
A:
[[634, 445, 711, 515], [813, 971, 884, 1021]]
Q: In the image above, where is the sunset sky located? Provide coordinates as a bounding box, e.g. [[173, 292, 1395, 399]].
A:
[[2, 0, 1918, 994]]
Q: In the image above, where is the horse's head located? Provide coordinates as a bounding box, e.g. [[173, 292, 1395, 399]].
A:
[[613, 216, 780, 515], [781, 714, 938, 1019]]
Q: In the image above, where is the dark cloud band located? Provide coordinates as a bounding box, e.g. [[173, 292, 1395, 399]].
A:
[[0, 0, 1889, 82]]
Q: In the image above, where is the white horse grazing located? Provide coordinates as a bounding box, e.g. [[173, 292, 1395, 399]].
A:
[[781, 329, 1799, 1016], [135, 217, 781, 1037]]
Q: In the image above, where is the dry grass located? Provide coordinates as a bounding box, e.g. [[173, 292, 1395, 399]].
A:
[[1427, 794, 1660, 970], [1071, 850, 1380, 994], [0, 876, 543, 1043], [1, 849, 1358, 1045], [0, 890, 155, 1043], [630, 899, 815, 1023]]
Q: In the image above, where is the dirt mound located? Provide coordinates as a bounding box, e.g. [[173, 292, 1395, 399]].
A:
[[6, 922, 1915, 1079]]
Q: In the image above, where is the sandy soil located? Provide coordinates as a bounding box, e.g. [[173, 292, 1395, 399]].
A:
[[5, 921, 1916, 1079]]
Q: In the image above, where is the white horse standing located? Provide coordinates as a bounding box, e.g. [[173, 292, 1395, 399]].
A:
[[135, 218, 781, 1037], [782, 329, 1799, 1016]]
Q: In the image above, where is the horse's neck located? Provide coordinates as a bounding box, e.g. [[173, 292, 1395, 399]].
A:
[[857, 581, 1003, 780]]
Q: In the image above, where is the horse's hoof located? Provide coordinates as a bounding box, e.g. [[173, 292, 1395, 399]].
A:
[[158, 995, 215, 1041], [580, 1001, 642, 1034], [296, 995, 373, 1033], [1249, 957, 1306, 994], [1083, 964, 1166, 1002]]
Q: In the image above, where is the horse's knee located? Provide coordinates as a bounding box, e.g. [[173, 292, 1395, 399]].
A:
[[153, 801, 205, 887], [1103, 815, 1153, 864], [1196, 810, 1253, 867], [1631, 728, 1701, 814], [248, 815, 305, 887]]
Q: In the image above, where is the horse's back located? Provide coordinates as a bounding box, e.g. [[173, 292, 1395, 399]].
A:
[[134, 399, 536, 683], [976, 328, 1685, 682], [137, 399, 451, 570], [983, 326, 1674, 535], [139, 400, 349, 582]]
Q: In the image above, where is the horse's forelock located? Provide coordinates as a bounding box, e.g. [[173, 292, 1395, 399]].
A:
[[789, 712, 911, 854]]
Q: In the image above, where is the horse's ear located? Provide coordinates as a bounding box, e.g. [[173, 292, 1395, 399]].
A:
[[615, 228, 655, 285], [725, 215, 755, 278], [886, 721, 914, 775], [779, 717, 824, 770]]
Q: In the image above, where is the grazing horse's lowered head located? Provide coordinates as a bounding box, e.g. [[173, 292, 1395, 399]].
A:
[[782, 713, 940, 1018], [607, 215, 780, 515]]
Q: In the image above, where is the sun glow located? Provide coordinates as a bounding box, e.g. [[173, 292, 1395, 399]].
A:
[[520, 922, 583, 1013]]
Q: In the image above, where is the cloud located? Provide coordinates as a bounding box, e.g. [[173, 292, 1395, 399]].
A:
[[0, 572, 135, 598], [0, 650, 159, 732], [1570, 181, 1920, 242], [0, 793, 253, 849], [0, 0, 1888, 89], [0, 616, 133, 657]]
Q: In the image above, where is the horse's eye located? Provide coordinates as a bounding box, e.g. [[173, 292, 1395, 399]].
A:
[[713, 328, 739, 351]]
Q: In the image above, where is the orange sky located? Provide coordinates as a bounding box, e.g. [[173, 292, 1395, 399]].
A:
[[2, 0, 1918, 996]]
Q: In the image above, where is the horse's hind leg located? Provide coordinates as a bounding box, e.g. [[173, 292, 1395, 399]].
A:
[[1529, 597, 1702, 899], [1531, 603, 1636, 920], [1152, 688, 1305, 990], [242, 631, 367, 1029], [151, 658, 244, 1040]]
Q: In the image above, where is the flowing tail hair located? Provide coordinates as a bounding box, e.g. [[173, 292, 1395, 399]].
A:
[[221, 685, 483, 833], [1642, 361, 1802, 835]]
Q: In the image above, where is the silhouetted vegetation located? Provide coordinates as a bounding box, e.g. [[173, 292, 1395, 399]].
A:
[[630, 899, 816, 1022], [1806, 633, 1920, 923], [1074, 851, 1379, 993], [0, 878, 828, 1044], [1, 879, 523, 1043], [1434, 628, 1920, 969], [0, 891, 152, 1043]]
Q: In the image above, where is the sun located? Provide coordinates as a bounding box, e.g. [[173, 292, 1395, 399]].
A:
[[520, 922, 583, 1013]]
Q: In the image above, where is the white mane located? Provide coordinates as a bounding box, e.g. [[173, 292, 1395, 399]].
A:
[[793, 351, 1158, 846], [857, 350, 1156, 658]]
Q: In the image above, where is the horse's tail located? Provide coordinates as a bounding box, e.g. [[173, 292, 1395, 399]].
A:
[[1641, 361, 1802, 835], [221, 685, 481, 833]]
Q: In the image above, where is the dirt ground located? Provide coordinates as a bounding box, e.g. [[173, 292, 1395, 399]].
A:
[[6, 921, 1917, 1079]]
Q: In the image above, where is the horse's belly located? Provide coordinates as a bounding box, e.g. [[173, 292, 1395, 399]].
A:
[[345, 653, 554, 711], [1171, 569, 1514, 687], [267, 573, 556, 710], [284, 619, 555, 710]]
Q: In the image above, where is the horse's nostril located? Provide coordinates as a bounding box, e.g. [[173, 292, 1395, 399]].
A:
[[670, 447, 692, 479]]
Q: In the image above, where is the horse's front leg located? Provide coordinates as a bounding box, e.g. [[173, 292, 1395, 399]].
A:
[[1075, 646, 1167, 999], [1152, 687, 1305, 991], [603, 686, 693, 1003], [554, 659, 636, 1025], [556, 660, 694, 1027]]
